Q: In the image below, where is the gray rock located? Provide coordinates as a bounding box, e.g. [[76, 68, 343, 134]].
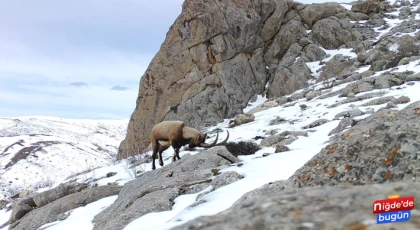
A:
[[302, 119, 329, 129], [260, 130, 307, 147], [398, 57, 411, 66], [340, 74, 405, 97], [311, 18, 362, 49], [10, 196, 36, 225], [173, 182, 420, 230], [274, 96, 289, 106], [329, 91, 388, 108], [328, 118, 354, 136], [275, 144, 290, 153], [216, 147, 240, 164], [211, 171, 243, 190], [290, 92, 305, 101], [298, 2, 346, 28], [304, 44, 327, 62], [268, 116, 287, 126], [391, 96, 410, 105], [33, 182, 89, 207], [370, 59, 388, 71], [10, 185, 122, 230], [287, 101, 420, 188], [259, 134, 285, 147], [361, 96, 395, 106], [264, 19, 306, 65], [278, 43, 303, 68], [406, 73, 420, 82], [229, 113, 255, 127], [318, 54, 357, 82], [279, 135, 298, 145], [233, 180, 286, 205], [93, 147, 238, 230], [267, 59, 312, 98], [306, 91, 321, 101], [352, 0, 387, 14]]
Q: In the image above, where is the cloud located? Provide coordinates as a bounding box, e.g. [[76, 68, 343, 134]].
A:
[[69, 82, 88, 87], [0, 0, 184, 119], [110, 85, 129, 91]]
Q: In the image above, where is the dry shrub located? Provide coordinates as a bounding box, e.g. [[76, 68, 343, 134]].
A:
[[225, 141, 261, 157]]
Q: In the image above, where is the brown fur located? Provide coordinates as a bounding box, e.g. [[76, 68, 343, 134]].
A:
[[150, 121, 228, 170]]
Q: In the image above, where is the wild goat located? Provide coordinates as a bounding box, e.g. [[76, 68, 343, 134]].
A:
[[150, 120, 229, 170]]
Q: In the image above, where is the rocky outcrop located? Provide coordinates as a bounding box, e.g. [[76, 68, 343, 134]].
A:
[[9, 185, 122, 230], [287, 101, 420, 188], [173, 182, 420, 230], [117, 0, 289, 159], [117, 0, 369, 159], [298, 2, 346, 28], [352, 0, 387, 15], [94, 147, 239, 230]]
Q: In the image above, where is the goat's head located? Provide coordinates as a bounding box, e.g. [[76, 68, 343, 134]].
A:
[[188, 130, 229, 148]]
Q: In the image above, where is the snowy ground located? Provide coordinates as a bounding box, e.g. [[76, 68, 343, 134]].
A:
[[0, 116, 128, 198], [1, 0, 420, 229]]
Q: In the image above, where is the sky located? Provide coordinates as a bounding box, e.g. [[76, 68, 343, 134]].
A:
[[0, 0, 184, 119]]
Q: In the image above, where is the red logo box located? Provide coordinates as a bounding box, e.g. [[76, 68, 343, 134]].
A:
[[373, 196, 415, 214]]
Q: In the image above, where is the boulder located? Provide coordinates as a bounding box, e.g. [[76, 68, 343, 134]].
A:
[[298, 2, 346, 28], [318, 54, 357, 82], [352, 0, 387, 14], [328, 118, 355, 136], [33, 182, 89, 207], [301, 44, 327, 62], [229, 113, 255, 127], [267, 59, 312, 98], [302, 119, 329, 129], [361, 96, 395, 106], [305, 91, 321, 100], [311, 18, 362, 49], [333, 109, 364, 119], [264, 19, 307, 65]]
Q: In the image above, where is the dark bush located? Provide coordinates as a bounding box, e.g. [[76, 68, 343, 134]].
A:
[[225, 141, 261, 157]]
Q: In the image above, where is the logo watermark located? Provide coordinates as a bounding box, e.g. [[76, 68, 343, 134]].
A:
[[373, 194, 415, 224]]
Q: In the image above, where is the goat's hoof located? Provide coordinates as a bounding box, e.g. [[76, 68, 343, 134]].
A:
[[159, 162, 164, 166], [152, 166, 156, 170]]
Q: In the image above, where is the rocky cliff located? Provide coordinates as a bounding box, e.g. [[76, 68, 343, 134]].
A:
[[3, 0, 420, 229], [118, 0, 375, 159]]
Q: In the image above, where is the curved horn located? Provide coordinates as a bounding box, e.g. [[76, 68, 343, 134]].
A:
[[200, 133, 219, 148], [215, 130, 229, 146]]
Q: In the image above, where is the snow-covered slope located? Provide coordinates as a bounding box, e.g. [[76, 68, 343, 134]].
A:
[[0, 116, 128, 198], [1, 0, 420, 229]]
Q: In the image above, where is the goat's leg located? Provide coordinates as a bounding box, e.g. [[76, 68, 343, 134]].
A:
[[175, 148, 181, 160], [158, 145, 169, 166], [173, 148, 181, 161], [151, 139, 160, 170]]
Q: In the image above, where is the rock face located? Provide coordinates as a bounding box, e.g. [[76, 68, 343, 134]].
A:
[[117, 0, 367, 159], [173, 182, 420, 230], [93, 147, 239, 230], [117, 0, 282, 159]]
